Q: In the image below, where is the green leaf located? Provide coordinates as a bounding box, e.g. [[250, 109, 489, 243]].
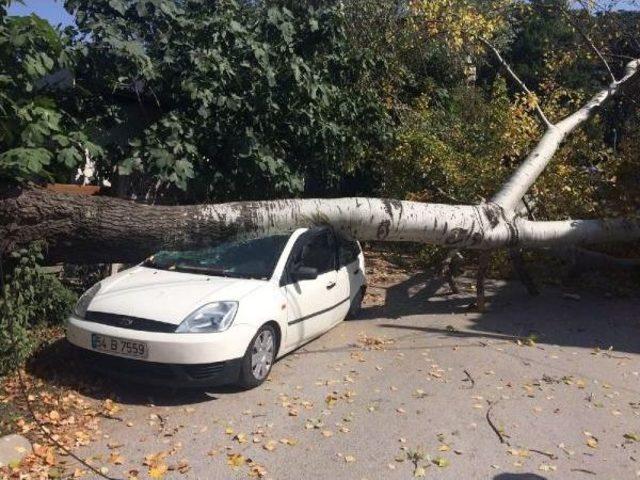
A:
[[109, 0, 127, 15], [57, 147, 82, 168]]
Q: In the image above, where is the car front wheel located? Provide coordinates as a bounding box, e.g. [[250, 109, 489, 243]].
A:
[[238, 324, 276, 389]]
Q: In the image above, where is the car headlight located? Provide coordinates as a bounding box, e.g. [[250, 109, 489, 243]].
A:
[[176, 301, 238, 333], [73, 283, 101, 319]]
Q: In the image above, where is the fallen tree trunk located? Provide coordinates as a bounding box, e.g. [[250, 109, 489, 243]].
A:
[[1, 187, 639, 264], [0, 188, 499, 263]]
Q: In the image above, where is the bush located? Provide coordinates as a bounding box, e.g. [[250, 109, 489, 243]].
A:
[[0, 244, 76, 376]]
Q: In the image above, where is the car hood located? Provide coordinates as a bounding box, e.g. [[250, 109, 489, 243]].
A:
[[87, 266, 265, 325]]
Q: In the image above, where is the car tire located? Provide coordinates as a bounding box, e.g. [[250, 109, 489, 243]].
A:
[[346, 287, 365, 320], [238, 324, 277, 389]]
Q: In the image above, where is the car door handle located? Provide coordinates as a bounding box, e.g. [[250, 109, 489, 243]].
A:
[[326, 282, 336, 290], [352, 268, 360, 275]]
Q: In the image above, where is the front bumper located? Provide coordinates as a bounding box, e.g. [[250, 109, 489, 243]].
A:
[[75, 347, 243, 387], [66, 315, 255, 386]]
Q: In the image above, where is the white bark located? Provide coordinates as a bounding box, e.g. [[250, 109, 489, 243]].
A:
[[492, 59, 640, 213], [194, 198, 510, 247], [517, 216, 640, 247], [196, 198, 640, 249]]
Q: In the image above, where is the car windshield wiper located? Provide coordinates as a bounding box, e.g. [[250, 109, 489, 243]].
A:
[[143, 260, 171, 270], [173, 264, 248, 278]]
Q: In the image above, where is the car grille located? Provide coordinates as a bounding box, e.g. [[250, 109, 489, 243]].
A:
[[184, 362, 226, 380], [86, 350, 176, 378], [84, 311, 177, 333]]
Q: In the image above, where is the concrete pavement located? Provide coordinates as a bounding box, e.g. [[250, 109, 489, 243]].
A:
[[68, 273, 640, 479]]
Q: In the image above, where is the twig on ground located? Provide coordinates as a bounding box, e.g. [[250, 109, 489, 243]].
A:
[[529, 448, 558, 460], [98, 412, 124, 422], [486, 400, 508, 445], [570, 468, 597, 475], [462, 369, 475, 389]]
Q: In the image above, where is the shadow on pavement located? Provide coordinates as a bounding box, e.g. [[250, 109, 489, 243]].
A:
[[354, 269, 478, 320], [366, 269, 640, 354]]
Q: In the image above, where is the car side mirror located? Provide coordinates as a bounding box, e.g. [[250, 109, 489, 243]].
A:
[[291, 265, 318, 281]]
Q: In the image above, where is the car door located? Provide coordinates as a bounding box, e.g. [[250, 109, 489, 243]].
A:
[[334, 237, 363, 324], [280, 229, 340, 348]]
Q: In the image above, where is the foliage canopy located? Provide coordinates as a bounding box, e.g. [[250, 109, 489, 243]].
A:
[[0, 0, 638, 217]]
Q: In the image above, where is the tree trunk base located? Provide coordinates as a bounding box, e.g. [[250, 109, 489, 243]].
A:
[[474, 251, 492, 312], [509, 248, 540, 296], [441, 250, 462, 294]]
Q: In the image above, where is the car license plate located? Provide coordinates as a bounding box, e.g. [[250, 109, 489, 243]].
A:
[[91, 333, 148, 359]]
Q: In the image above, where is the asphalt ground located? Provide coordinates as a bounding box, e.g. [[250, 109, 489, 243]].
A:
[[64, 269, 640, 480]]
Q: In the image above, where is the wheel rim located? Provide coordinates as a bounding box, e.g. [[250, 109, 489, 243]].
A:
[[251, 329, 275, 380]]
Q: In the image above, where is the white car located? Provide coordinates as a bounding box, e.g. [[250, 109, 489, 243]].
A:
[[66, 227, 366, 388]]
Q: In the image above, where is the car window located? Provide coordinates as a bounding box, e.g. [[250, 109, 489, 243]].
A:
[[143, 234, 290, 280], [338, 237, 360, 267], [296, 231, 335, 274]]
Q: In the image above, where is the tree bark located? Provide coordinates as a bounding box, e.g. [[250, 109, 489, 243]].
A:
[[0, 188, 513, 263], [1, 187, 639, 265]]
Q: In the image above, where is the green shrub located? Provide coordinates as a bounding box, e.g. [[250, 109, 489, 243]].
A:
[[0, 244, 76, 376]]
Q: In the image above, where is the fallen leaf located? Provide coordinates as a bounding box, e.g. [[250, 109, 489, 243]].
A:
[[414, 466, 426, 477], [433, 457, 449, 467], [177, 459, 190, 474], [325, 394, 338, 407], [507, 448, 530, 458], [249, 463, 268, 478], [227, 453, 246, 468], [149, 464, 168, 478], [624, 433, 640, 442], [233, 433, 247, 444]]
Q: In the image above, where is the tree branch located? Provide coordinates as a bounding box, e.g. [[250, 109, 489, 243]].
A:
[[478, 36, 552, 128], [517, 215, 640, 247], [491, 58, 640, 213], [560, 7, 616, 84]]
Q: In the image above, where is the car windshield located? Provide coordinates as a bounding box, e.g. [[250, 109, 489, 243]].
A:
[[143, 234, 290, 280]]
